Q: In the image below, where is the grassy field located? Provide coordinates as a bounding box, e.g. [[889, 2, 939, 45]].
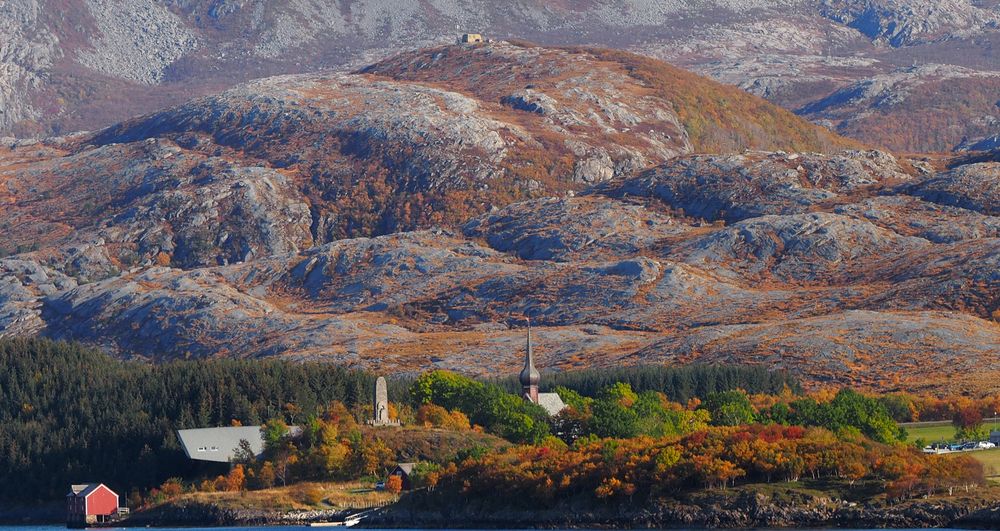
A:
[[169, 481, 398, 511], [902, 422, 1000, 479], [903, 421, 957, 443], [969, 450, 1000, 478]]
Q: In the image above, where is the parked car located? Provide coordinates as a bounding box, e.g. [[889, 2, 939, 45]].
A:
[[949, 444, 965, 451], [962, 442, 978, 450], [374, 481, 386, 491], [977, 441, 996, 449]]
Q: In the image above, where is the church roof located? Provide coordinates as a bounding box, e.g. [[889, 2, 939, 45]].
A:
[[536, 393, 567, 416], [520, 321, 540, 386]]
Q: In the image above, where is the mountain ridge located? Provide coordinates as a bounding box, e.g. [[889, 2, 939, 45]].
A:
[[0, 41, 997, 396], [2, 0, 998, 152]]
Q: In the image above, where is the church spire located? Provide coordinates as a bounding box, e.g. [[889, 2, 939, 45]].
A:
[[519, 317, 540, 403]]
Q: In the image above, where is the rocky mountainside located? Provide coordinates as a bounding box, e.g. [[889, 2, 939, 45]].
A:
[[818, 0, 999, 46], [795, 66, 1000, 153], [0, 44, 997, 395], [0, 43, 846, 263], [1, 0, 997, 152]]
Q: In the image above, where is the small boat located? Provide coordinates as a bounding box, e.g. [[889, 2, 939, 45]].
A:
[[307, 513, 364, 527]]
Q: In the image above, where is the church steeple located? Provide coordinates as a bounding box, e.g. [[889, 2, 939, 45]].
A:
[[519, 317, 540, 403]]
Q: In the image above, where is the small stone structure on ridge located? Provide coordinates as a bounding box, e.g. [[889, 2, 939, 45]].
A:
[[457, 33, 484, 44]]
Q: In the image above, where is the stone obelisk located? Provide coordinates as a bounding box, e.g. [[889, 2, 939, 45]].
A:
[[373, 376, 389, 425]]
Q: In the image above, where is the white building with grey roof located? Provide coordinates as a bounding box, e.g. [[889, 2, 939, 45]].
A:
[[176, 425, 301, 463]]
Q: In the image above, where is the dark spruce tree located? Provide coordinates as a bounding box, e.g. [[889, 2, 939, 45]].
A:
[[0, 338, 375, 504], [490, 364, 801, 403]]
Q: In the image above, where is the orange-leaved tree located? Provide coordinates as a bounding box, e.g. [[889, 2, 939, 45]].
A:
[[385, 474, 403, 494]]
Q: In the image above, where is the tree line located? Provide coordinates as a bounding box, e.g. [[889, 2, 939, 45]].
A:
[[414, 371, 900, 446], [492, 364, 801, 404], [0, 338, 374, 503], [0, 337, 795, 504]]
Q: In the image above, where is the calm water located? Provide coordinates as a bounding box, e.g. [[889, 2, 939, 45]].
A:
[[0, 527, 972, 531]]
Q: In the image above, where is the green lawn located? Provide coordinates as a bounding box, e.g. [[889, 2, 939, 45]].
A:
[[968, 449, 1000, 478], [902, 422, 1000, 479], [903, 421, 957, 443]]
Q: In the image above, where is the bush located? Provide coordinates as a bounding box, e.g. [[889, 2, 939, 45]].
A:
[[385, 474, 403, 494], [429, 424, 984, 506], [159, 478, 184, 498], [787, 389, 904, 444], [298, 485, 325, 505], [409, 462, 444, 490], [416, 404, 471, 430]]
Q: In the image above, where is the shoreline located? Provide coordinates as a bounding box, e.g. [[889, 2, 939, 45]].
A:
[[9, 487, 1000, 529], [90, 491, 1000, 529], [360, 497, 1000, 530]]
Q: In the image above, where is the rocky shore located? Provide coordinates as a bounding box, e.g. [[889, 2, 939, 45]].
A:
[[123, 502, 365, 527], [360, 490, 1000, 529], [114, 488, 1000, 528]]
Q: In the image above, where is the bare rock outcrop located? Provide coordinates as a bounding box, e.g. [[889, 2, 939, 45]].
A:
[[597, 150, 908, 223], [819, 0, 1000, 46], [2, 145, 997, 393], [1, 139, 314, 270], [0, 42, 854, 273], [834, 196, 1000, 243], [905, 163, 1000, 216], [463, 196, 688, 262], [672, 212, 929, 283]]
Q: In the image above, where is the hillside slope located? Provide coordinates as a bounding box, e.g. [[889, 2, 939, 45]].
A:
[[0, 42, 852, 271], [796, 66, 1000, 152], [1, 81, 997, 397], [360, 45, 852, 154], [1, 0, 997, 152], [0, 43, 996, 395]]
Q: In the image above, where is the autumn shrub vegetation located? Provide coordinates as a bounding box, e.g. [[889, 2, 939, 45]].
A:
[[385, 475, 403, 494], [236, 410, 396, 488], [764, 389, 907, 444], [551, 383, 710, 440], [875, 393, 1000, 424], [406, 372, 964, 505], [410, 371, 551, 443], [2, 336, 993, 510], [544, 384, 904, 446], [425, 424, 984, 508], [415, 404, 471, 430], [414, 367, 802, 444]]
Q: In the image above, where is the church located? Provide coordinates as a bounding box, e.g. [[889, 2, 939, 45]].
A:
[[519, 319, 567, 416]]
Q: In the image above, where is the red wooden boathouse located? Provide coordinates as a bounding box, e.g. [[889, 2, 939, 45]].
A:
[[66, 483, 121, 527]]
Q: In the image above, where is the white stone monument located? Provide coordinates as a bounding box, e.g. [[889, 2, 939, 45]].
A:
[[369, 376, 400, 426]]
